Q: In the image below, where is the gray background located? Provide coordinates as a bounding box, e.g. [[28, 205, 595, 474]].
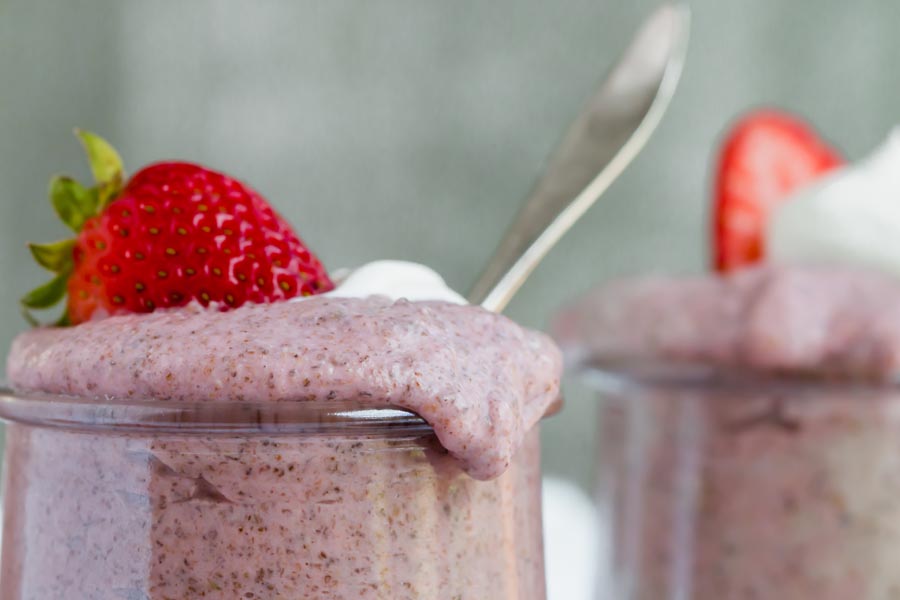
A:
[[1, 0, 898, 489]]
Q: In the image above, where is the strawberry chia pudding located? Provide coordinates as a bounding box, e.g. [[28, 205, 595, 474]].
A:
[[552, 114, 900, 600], [555, 265, 900, 600], [0, 133, 562, 599]]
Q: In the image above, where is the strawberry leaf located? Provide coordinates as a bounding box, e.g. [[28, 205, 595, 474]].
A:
[[29, 239, 75, 273], [55, 310, 71, 327], [49, 176, 98, 232], [21, 270, 71, 310], [74, 129, 124, 209], [20, 307, 40, 328], [20, 306, 69, 328]]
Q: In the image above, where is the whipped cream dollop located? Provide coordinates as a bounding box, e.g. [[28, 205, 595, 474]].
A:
[[769, 128, 900, 276], [298, 260, 467, 305]]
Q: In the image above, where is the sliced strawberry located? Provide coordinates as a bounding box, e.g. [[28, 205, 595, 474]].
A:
[[713, 109, 844, 272], [23, 130, 333, 325]]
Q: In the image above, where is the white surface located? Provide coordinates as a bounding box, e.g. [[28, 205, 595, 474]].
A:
[[542, 476, 602, 600], [770, 128, 900, 276]]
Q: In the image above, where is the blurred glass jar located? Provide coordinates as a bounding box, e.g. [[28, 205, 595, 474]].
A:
[[0, 390, 546, 599], [585, 362, 900, 600]]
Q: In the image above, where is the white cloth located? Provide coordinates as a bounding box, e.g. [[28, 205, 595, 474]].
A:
[[542, 477, 603, 600]]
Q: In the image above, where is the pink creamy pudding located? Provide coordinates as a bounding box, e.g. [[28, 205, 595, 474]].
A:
[[555, 264, 900, 380], [9, 296, 561, 480], [2, 295, 562, 599], [555, 264, 900, 599]]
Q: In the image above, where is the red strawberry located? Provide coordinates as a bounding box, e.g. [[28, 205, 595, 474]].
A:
[[23, 130, 333, 325], [713, 109, 844, 272]]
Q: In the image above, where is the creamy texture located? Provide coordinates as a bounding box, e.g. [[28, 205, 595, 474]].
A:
[[597, 382, 900, 600], [321, 260, 467, 304], [557, 262, 900, 599], [8, 296, 561, 480], [554, 127, 900, 598], [3, 285, 559, 598], [769, 128, 900, 277], [1, 421, 546, 599], [552, 264, 900, 381]]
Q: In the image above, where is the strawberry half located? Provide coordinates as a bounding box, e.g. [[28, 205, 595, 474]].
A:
[[23, 130, 333, 325], [713, 109, 844, 272]]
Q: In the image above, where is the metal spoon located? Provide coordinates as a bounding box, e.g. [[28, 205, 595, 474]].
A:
[[468, 3, 690, 312]]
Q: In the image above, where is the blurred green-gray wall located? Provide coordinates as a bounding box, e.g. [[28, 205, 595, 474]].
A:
[[2, 1, 899, 488]]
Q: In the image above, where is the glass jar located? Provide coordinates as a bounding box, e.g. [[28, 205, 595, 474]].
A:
[[0, 389, 546, 599], [586, 361, 900, 600]]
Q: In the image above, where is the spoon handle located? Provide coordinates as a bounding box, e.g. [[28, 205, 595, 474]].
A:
[[467, 4, 690, 313]]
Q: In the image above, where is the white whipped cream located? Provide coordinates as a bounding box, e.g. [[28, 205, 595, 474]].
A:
[[769, 128, 900, 277], [311, 260, 467, 304]]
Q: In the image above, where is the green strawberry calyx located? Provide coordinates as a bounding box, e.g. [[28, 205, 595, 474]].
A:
[[22, 130, 125, 326]]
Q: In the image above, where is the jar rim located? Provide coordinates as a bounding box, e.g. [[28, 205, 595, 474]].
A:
[[0, 387, 435, 436], [577, 357, 899, 395]]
